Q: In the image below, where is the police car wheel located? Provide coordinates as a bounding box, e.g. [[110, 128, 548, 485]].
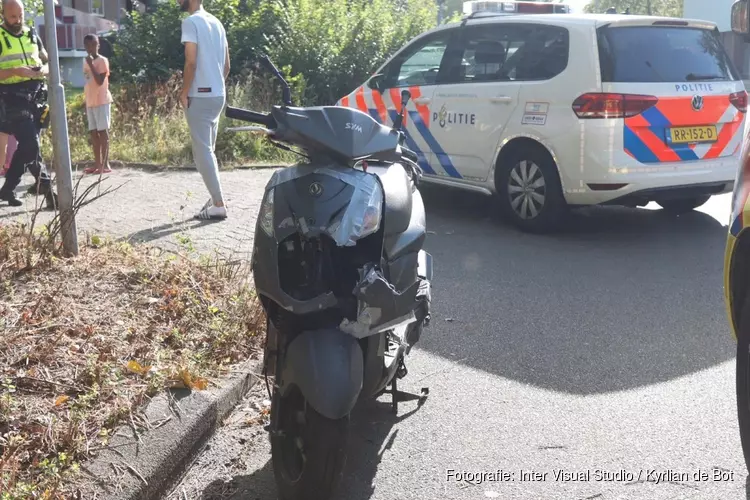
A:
[[496, 147, 566, 233], [736, 293, 750, 473]]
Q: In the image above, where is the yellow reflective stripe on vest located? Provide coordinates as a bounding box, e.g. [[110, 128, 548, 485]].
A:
[[0, 26, 43, 85]]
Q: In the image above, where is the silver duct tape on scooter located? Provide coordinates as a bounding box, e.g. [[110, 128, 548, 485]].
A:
[[267, 164, 383, 247]]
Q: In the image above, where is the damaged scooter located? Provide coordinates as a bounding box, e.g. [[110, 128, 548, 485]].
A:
[[224, 55, 433, 500]]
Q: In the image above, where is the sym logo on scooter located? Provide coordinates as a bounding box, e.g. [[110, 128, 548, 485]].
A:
[[308, 182, 323, 197], [346, 122, 363, 133]]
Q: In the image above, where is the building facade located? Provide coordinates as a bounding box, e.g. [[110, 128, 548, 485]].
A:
[[34, 0, 143, 87]]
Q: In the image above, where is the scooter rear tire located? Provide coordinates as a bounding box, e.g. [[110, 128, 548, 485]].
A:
[[271, 387, 350, 500]]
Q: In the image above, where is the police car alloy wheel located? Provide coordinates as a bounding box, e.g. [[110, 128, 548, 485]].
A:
[[508, 160, 546, 220], [496, 147, 566, 233]]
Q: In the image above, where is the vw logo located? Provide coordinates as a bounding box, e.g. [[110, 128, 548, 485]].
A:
[[691, 95, 704, 111], [308, 182, 323, 197]]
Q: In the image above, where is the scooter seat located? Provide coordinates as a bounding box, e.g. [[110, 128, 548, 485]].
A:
[[376, 164, 413, 236]]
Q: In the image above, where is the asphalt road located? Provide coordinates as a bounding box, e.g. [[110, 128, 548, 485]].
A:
[[166, 182, 747, 500]]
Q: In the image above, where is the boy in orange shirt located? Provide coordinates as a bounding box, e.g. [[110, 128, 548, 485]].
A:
[[82, 34, 112, 174]]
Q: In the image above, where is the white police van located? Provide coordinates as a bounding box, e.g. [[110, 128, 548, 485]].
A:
[[337, 4, 747, 233]]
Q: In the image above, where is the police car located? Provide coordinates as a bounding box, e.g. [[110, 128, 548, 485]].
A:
[[337, 5, 747, 233]]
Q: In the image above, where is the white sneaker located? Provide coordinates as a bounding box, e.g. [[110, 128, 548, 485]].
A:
[[195, 203, 227, 220]]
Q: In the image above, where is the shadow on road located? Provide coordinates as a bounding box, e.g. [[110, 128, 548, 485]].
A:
[[199, 395, 423, 500], [417, 184, 735, 395], [121, 218, 221, 246]]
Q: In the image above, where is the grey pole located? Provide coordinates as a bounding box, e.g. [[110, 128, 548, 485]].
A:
[[42, 0, 78, 256]]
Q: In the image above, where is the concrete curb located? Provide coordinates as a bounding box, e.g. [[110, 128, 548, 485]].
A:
[[78, 358, 264, 500], [69, 160, 289, 172]]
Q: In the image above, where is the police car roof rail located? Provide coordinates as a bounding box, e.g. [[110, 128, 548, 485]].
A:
[[461, 10, 514, 22]]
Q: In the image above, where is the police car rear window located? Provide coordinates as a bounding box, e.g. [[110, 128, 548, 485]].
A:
[[597, 26, 739, 83]]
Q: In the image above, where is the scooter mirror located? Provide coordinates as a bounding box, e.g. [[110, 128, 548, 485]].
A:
[[401, 89, 412, 105]]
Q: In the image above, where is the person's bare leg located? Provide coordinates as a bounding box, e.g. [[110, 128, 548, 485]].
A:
[[90, 130, 101, 170], [99, 130, 111, 172]]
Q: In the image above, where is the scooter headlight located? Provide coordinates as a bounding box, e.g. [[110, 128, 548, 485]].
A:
[[327, 176, 383, 246], [355, 181, 383, 240], [259, 187, 275, 237]]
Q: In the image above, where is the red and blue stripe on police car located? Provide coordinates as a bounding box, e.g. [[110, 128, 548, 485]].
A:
[[337, 85, 462, 179]]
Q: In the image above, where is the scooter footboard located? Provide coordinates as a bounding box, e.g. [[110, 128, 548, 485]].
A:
[[280, 328, 364, 420]]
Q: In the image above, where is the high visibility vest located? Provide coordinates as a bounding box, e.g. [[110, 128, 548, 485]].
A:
[[0, 25, 44, 85]]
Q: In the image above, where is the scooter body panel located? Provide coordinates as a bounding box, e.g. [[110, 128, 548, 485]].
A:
[[280, 327, 364, 421], [252, 164, 383, 315], [383, 188, 426, 262]]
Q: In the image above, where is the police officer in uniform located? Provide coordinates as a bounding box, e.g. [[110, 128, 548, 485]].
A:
[[0, 0, 56, 209]]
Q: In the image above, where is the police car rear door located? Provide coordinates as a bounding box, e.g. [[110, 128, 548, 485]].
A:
[[428, 21, 523, 182]]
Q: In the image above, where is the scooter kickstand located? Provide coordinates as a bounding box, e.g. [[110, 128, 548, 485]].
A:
[[391, 377, 398, 414], [418, 387, 429, 407]]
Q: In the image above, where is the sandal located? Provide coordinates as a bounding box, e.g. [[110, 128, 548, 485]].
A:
[[85, 166, 112, 174]]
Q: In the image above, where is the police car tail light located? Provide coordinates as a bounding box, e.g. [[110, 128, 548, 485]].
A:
[[730, 91, 748, 114], [572, 93, 658, 119]]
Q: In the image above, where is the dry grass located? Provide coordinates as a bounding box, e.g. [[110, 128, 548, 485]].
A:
[[0, 221, 265, 499]]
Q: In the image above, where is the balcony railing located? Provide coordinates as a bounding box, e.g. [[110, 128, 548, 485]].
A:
[[39, 24, 98, 51]]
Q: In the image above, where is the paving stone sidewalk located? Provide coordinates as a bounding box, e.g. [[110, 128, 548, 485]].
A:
[[0, 167, 276, 260]]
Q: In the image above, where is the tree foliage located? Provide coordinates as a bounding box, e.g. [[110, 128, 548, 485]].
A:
[[108, 0, 252, 84], [445, 0, 464, 17], [0, 0, 44, 26], [264, 0, 436, 104], [109, 0, 437, 105], [583, 0, 683, 17]]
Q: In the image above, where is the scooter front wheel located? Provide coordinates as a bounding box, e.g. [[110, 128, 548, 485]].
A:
[[271, 386, 350, 500]]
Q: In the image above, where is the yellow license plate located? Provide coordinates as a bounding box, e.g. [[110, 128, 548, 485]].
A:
[[668, 126, 718, 144]]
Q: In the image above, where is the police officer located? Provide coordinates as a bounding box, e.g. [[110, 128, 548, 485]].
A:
[[0, 0, 56, 209]]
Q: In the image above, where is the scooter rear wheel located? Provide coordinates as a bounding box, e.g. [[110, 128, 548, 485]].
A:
[[271, 386, 350, 500]]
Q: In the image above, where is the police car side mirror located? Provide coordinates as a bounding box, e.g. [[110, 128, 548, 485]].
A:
[[367, 73, 384, 91], [732, 0, 750, 42]]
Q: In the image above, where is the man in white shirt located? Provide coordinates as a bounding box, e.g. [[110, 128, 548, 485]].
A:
[[178, 0, 230, 220]]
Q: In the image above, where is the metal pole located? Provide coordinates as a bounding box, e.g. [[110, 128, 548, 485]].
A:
[[42, 0, 78, 256], [437, 0, 443, 25]]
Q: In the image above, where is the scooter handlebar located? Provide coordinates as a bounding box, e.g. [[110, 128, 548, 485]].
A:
[[225, 106, 275, 128], [402, 147, 419, 164]]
